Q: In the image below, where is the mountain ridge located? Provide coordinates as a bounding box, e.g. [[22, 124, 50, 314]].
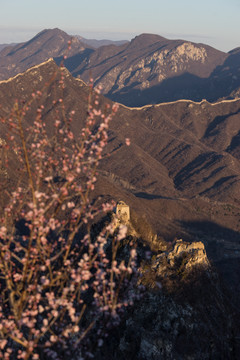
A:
[[75, 35, 128, 48], [0, 28, 239, 107], [0, 59, 240, 245], [1, 32, 240, 358], [0, 60, 240, 320], [0, 28, 93, 81]]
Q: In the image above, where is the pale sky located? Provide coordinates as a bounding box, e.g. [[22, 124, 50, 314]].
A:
[[0, 0, 239, 52]]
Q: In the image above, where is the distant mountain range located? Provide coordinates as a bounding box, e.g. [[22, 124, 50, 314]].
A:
[[75, 35, 128, 48], [0, 43, 17, 52], [0, 28, 239, 106]]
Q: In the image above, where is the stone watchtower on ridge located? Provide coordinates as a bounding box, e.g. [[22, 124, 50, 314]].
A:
[[116, 201, 130, 222]]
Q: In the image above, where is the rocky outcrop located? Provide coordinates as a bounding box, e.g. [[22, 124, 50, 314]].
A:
[[113, 287, 236, 360], [96, 271, 238, 360], [140, 239, 210, 290], [166, 239, 209, 268], [100, 42, 209, 93], [95, 238, 238, 360]]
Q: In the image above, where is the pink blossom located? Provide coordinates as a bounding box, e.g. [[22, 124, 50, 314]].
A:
[[117, 225, 127, 241], [0, 226, 7, 238], [0, 69, 138, 358], [130, 249, 137, 258], [50, 335, 57, 343], [38, 305, 44, 313], [125, 138, 131, 146], [0, 339, 7, 349]]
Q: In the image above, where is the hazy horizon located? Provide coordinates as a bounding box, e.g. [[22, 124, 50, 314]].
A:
[[0, 27, 239, 53], [0, 0, 239, 52]]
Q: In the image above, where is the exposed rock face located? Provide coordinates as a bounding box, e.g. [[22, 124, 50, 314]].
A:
[[174, 43, 207, 62], [140, 239, 210, 291], [167, 239, 209, 268], [98, 42, 209, 93]]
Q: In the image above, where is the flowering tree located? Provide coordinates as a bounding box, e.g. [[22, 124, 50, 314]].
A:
[[0, 61, 137, 359]]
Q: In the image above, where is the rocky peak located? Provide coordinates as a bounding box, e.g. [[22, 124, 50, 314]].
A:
[[167, 239, 209, 268], [0, 28, 87, 81], [128, 33, 168, 49], [140, 239, 210, 290]]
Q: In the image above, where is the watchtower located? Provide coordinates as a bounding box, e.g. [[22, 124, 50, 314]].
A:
[[116, 201, 130, 222]]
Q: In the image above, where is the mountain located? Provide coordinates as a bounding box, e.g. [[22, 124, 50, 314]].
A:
[[0, 44, 7, 52], [0, 43, 17, 52], [0, 30, 240, 107], [0, 28, 94, 81], [219, 47, 240, 99], [1, 59, 240, 357], [75, 35, 128, 48], [1, 60, 240, 225], [73, 33, 240, 106], [1, 59, 240, 301]]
